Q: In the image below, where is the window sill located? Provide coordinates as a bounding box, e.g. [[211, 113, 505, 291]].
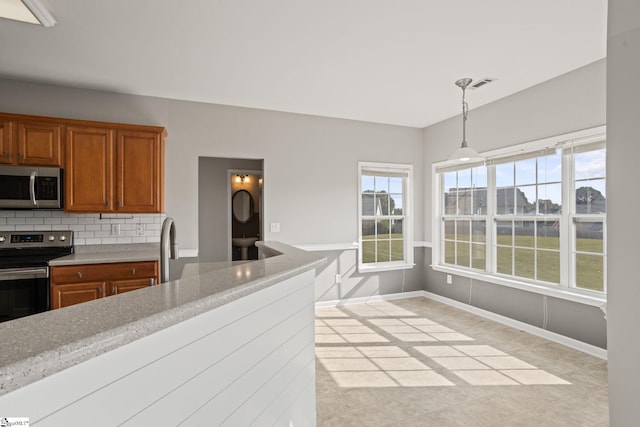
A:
[[431, 264, 606, 307], [359, 263, 416, 274]]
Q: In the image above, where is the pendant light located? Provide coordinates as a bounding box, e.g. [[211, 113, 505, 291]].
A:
[[449, 78, 484, 163]]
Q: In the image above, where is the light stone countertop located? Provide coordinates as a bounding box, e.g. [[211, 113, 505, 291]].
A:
[[49, 243, 160, 266], [0, 241, 325, 396]]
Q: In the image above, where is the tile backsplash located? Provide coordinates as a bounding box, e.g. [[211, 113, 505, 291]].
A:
[[0, 211, 166, 246]]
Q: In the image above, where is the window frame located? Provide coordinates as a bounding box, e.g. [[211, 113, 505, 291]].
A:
[[432, 126, 607, 306], [358, 161, 414, 273]]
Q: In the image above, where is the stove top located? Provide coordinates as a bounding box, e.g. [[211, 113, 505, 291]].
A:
[[0, 231, 74, 268]]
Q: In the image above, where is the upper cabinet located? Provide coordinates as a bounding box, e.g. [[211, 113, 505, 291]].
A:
[[65, 126, 164, 213], [0, 117, 63, 166], [0, 112, 166, 214]]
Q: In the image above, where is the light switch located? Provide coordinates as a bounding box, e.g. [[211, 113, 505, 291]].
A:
[[270, 222, 281, 233]]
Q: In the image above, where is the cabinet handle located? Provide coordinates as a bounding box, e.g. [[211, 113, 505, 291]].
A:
[[2, 152, 8, 158], [132, 268, 136, 276], [18, 152, 23, 160], [77, 271, 83, 278], [111, 286, 115, 294], [98, 288, 102, 296], [118, 201, 123, 207], [105, 200, 110, 206], [149, 278, 155, 286]]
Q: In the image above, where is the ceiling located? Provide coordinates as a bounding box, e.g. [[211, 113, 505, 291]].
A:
[[0, 1, 607, 128]]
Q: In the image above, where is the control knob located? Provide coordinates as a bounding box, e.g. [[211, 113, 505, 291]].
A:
[[49, 235, 56, 242], [60, 235, 66, 241], [0, 236, 5, 243]]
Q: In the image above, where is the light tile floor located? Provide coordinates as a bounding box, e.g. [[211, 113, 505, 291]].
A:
[[315, 297, 608, 426]]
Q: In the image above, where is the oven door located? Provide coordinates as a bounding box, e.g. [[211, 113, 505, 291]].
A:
[[0, 266, 49, 322]]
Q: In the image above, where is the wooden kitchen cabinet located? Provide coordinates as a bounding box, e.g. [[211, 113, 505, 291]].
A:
[[50, 261, 159, 309], [0, 116, 63, 166], [65, 126, 164, 213]]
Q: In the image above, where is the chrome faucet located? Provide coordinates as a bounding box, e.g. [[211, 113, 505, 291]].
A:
[[160, 217, 179, 283]]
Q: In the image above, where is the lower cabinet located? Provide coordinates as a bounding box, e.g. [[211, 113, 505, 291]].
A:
[[50, 261, 158, 309]]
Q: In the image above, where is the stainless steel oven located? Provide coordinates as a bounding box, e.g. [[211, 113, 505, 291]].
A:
[[0, 165, 63, 209], [0, 231, 73, 322]]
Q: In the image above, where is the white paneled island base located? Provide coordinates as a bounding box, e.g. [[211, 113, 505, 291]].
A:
[[0, 243, 322, 426]]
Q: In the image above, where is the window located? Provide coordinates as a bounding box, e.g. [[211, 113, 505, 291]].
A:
[[433, 127, 606, 298], [358, 162, 413, 272]]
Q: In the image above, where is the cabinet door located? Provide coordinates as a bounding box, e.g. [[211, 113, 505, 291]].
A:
[[0, 120, 13, 164], [111, 277, 156, 295], [50, 281, 107, 309], [65, 126, 114, 212], [115, 130, 163, 213], [17, 122, 63, 166]]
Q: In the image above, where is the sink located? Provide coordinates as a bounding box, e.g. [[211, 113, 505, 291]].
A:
[[232, 237, 258, 260]]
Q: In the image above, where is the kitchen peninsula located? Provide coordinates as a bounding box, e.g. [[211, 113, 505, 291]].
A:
[[0, 242, 324, 426]]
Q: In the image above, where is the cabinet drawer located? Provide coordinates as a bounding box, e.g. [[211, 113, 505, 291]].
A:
[[51, 261, 158, 283]]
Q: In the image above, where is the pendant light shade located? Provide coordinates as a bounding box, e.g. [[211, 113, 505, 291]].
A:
[[449, 78, 484, 163]]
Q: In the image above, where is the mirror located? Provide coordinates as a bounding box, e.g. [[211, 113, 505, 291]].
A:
[[232, 190, 254, 223]]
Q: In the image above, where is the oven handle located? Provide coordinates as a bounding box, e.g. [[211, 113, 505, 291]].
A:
[[30, 171, 37, 206], [0, 267, 49, 280]]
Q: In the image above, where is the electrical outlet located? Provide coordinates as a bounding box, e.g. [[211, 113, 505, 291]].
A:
[[446, 274, 452, 285], [270, 222, 280, 233], [335, 274, 342, 284], [136, 224, 144, 235], [111, 224, 120, 235]]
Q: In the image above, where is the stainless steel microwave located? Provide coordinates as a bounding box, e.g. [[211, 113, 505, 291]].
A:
[[0, 166, 63, 209]]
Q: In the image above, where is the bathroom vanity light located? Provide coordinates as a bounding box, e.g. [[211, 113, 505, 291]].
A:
[[449, 78, 484, 163], [235, 174, 250, 183]]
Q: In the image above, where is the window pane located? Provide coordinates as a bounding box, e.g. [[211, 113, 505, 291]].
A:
[[514, 221, 534, 248], [514, 248, 535, 279], [575, 180, 606, 214], [576, 254, 604, 292], [496, 187, 515, 214], [377, 240, 391, 263], [457, 188, 472, 215], [444, 190, 456, 214], [472, 243, 486, 270], [362, 240, 376, 264], [377, 219, 390, 237], [376, 192, 390, 215], [387, 176, 401, 192], [362, 175, 375, 192], [537, 221, 560, 250], [537, 183, 562, 214], [576, 221, 603, 253], [538, 152, 562, 183], [456, 241, 470, 267], [457, 220, 470, 242], [362, 220, 375, 240], [444, 220, 455, 240], [390, 238, 404, 261], [517, 186, 536, 215], [362, 192, 375, 215], [496, 221, 512, 245], [391, 194, 403, 215], [496, 246, 512, 275], [515, 158, 536, 185], [496, 163, 514, 187], [458, 168, 471, 189], [474, 188, 487, 215], [473, 166, 487, 188], [391, 219, 403, 235], [375, 176, 389, 192], [537, 250, 560, 284], [444, 240, 455, 264], [575, 148, 606, 180], [472, 220, 486, 243]]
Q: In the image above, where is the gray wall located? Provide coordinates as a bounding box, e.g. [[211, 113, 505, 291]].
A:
[[198, 157, 263, 262], [607, 0, 640, 423]]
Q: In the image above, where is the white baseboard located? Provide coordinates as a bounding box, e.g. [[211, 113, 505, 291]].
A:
[[315, 290, 607, 360], [314, 291, 426, 308]]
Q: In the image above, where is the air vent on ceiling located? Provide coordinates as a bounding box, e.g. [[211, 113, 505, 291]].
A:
[[469, 77, 495, 90]]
